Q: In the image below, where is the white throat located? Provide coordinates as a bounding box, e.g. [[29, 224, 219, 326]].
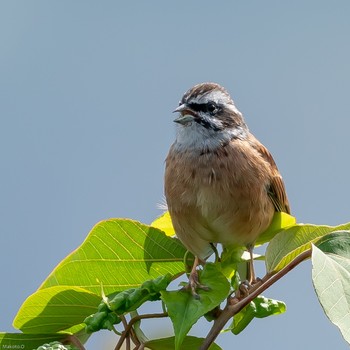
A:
[[173, 122, 246, 152]]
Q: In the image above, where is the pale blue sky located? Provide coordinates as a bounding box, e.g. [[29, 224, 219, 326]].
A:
[[1, 1, 350, 349]]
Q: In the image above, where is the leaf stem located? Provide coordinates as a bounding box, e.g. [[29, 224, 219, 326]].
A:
[[200, 249, 312, 350]]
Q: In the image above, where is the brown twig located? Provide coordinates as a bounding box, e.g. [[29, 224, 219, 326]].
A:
[[120, 315, 131, 350], [200, 249, 312, 350], [64, 335, 86, 350], [114, 312, 168, 350]]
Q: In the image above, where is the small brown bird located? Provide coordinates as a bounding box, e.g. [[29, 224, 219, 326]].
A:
[[164, 82, 290, 293]]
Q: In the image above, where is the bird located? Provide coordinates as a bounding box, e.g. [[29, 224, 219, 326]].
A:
[[164, 82, 290, 295]]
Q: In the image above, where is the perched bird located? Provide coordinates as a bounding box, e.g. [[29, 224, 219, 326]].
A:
[[164, 82, 290, 294]]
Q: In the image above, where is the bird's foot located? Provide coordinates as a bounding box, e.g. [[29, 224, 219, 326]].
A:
[[236, 277, 263, 300], [235, 280, 250, 299], [182, 256, 210, 299], [182, 268, 210, 299]]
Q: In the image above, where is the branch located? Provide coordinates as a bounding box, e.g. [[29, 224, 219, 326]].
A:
[[64, 335, 86, 350], [120, 315, 131, 350], [200, 249, 312, 350], [114, 312, 168, 350]]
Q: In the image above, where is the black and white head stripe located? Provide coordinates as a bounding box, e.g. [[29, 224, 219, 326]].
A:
[[179, 82, 245, 130]]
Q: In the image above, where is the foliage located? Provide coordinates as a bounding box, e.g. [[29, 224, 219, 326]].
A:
[[0, 214, 349, 349], [161, 263, 230, 349], [35, 341, 80, 350], [312, 231, 350, 344], [227, 296, 286, 335], [84, 274, 172, 332]]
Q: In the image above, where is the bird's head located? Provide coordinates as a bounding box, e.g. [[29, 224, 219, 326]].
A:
[[173, 83, 248, 150], [174, 82, 246, 131]]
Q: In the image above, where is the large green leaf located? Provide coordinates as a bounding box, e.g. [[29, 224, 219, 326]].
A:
[[256, 212, 296, 246], [13, 286, 101, 333], [144, 335, 222, 350], [312, 242, 350, 345], [151, 211, 296, 245], [161, 263, 230, 350], [315, 231, 350, 258], [151, 212, 175, 237], [0, 333, 67, 349], [265, 222, 350, 272], [40, 219, 186, 295]]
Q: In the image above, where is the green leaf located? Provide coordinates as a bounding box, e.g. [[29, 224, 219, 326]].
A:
[[161, 263, 230, 350], [34, 341, 79, 350], [229, 296, 286, 334], [219, 247, 263, 282], [57, 325, 89, 344], [312, 243, 350, 345], [256, 212, 296, 246], [151, 212, 175, 237], [84, 310, 121, 333], [150, 211, 297, 245], [315, 230, 350, 258], [108, 274, 172, 312], [0, 333, 67, 350], [265, 222, 350, 272], [40, 219, 186, 295], [144, 335, 222, 350], [229, 302, 255, 335], [219, 246, 244, 279], [84, 274, 172, 333], [13, 286, 101, 334]]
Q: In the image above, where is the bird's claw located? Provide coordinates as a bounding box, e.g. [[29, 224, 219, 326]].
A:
[[236, 280, 250, 299], [181, 269, 210, 299], [235, 277, 263, 300]]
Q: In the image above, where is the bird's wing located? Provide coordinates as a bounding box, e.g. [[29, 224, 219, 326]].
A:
[[252, 136, 291, 214]]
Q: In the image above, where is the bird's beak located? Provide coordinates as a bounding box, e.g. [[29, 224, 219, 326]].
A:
[[173, 104, 195, 125]]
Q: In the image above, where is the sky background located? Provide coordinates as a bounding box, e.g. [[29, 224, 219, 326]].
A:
[[1, 1, 350, 349]]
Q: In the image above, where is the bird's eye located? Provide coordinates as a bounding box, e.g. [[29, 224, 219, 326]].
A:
[[207, 102, 218, 114]]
